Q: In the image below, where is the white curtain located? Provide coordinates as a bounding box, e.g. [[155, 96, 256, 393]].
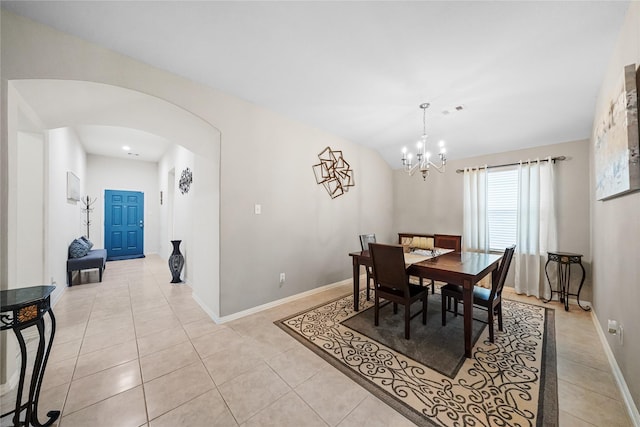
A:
[[514, 158, 557, 298], [463, 167, 489, 253]]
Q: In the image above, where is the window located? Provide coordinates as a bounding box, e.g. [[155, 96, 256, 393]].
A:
[[487, 168, 518, 251]]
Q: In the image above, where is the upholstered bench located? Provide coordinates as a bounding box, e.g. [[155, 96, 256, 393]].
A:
[[67, 248, 107, 286]]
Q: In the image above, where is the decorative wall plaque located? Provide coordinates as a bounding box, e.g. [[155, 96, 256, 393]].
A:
[[179, 168, 193, 194]]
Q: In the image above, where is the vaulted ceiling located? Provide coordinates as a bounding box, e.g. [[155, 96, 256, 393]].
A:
[[2, 1, 630, 166]]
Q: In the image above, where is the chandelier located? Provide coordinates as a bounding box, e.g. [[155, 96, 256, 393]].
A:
[[401, 103, 447, 180]]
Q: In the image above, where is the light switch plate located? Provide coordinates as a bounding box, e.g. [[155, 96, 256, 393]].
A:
[[254, 204, 261, 215]]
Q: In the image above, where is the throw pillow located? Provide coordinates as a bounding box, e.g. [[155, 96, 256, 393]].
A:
[[80, 236, 94, 250], [69, 239, 89, 258]]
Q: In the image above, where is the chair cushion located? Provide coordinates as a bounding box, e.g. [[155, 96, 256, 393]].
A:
[[472, 286, 492, 303], [440, 283, 462, 296], [408, 283, 427, 297], [441, 283, 493, 304], [69, 239, 90, 258], [378, 283, 426, 298]]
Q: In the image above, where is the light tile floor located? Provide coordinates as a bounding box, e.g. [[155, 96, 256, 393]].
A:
[[0, 255, 633, 426]]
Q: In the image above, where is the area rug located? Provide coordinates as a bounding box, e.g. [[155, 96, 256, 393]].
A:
[[342, 297, 487, 378], [275, 291, 558, 427]]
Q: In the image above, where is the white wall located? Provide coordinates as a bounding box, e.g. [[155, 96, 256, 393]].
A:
[[158, 144, 221, 315], [47, 127, 87, 293], [590, 1, 640, 412], [159, 145, 195, 278], [16, 131, 45, 286], [0, 11, 393, 321], [86, 154, 160, 254]]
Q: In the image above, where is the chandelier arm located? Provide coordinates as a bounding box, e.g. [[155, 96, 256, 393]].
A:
[[401, 102, 447, 179]]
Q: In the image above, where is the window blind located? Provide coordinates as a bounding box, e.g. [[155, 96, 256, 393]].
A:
[[487, 168, 518, 251]]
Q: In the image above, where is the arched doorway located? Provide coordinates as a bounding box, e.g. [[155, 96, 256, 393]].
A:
[[5, 78, 221, 314]]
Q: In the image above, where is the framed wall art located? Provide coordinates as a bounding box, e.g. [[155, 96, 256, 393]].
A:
[[594, 63, 640, 201], [66, 171, 81, 201]]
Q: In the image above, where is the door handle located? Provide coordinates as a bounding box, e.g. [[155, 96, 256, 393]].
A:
[[139, 220, 144, 228]]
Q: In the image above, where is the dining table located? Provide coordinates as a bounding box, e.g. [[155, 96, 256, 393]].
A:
[[349, 249, 503, 358]]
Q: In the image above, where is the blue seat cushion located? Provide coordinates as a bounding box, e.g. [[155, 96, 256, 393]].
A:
[[67, 249, 107, 270]]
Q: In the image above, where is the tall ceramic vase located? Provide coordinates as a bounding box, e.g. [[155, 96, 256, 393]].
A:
[[168, 240, 184, 283]]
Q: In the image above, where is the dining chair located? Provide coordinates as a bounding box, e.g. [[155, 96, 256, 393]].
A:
[[369, 243, 428, 340], [440, 245, 516, 343], [359, 234, 376, 300]]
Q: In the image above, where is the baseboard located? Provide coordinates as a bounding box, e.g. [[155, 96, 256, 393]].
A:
[[502, 286, 592, 309], [591, 308, 640, 426], [199, 277, 356, 324], [0, 367, 19, 395]]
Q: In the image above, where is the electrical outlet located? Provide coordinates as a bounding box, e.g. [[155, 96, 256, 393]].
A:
[[279, 273, 286, 284], [254, 204, 262, 215]]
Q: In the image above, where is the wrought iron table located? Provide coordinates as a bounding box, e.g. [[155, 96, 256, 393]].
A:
[[544, 251, 590, 311], [0, 285, 59, 427]]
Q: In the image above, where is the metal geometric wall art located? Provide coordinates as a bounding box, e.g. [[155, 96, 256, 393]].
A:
[[179, 167, 193, 194], [312, 146, 355, 199]]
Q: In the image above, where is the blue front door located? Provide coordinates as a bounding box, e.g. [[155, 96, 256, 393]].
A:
[[104, 190, 145, 261]]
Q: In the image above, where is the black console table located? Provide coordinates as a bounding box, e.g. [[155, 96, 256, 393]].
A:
[[0, 285, 60, 427], [544, 252, 590, 312]]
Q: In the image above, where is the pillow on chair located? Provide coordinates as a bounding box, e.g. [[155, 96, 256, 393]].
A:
[[69, 239, 89, 258], [411, 237, 434, 250]]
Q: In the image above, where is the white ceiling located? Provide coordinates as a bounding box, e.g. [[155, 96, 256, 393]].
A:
[[74, 125, 171, 162], [2, 1, 630, 167]]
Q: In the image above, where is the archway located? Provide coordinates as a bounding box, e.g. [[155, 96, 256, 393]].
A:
[[6, 78, 221, 317]]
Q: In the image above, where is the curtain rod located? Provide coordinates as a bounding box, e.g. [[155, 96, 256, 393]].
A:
[[455, 156, 567, 174]]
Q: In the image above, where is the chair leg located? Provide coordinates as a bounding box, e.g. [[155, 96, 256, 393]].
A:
[[393, 302, 398, 314], [497, 303, 503, 332], [488, 306, 495, 343], [374, 293, 380, 326], [441, 294, 446, 326], [405, 303, 411, 339], [430, 279, 435, 294], [365, 270, 371, 301], [422, 294, 427, 325], [453, 298, 458, 317]]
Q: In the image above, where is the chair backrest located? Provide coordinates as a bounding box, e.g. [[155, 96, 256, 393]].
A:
[[359, 234, 377, 251], [490, 245, 516, 301], [369, 243, 410, 295]]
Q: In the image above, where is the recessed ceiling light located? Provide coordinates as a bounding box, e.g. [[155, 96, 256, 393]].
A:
[[442, 105, 465, 115], [122, 145, 130, 151]]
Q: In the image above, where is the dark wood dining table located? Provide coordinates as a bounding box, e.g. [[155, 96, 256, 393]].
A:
[[349, 249, 503, 358]]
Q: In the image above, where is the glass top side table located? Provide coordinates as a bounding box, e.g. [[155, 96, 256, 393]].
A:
[[543, 251, 590, 312], [1, 285, 60, 427]]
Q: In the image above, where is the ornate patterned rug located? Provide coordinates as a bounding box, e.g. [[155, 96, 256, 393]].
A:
[[275, 291, 558, 427]]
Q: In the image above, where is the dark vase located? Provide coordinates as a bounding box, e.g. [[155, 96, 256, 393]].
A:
[[168, 240, 184, 283]]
